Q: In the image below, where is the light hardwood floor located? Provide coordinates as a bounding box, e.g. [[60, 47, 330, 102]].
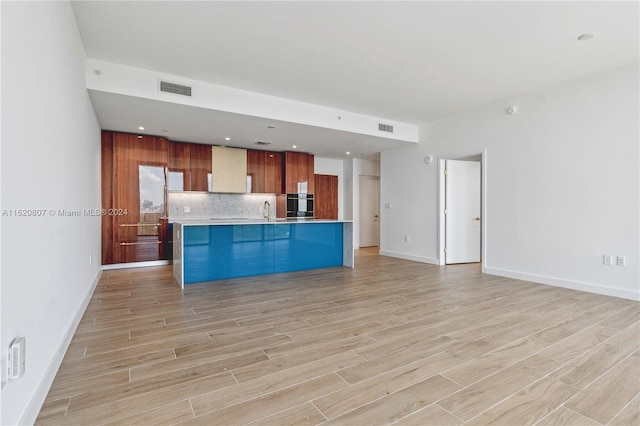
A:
[[37, 248, 639, 425]]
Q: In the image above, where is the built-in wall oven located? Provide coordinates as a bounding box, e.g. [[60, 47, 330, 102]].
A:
[[286, 193, 314, 218]]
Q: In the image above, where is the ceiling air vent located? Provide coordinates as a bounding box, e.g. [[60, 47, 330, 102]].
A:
[[255, 141, 271, 146], [378, 123, 394, 133], [160, 81, 192, 97]]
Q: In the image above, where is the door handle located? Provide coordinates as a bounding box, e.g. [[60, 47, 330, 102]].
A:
[[473, 217, 481, 221]]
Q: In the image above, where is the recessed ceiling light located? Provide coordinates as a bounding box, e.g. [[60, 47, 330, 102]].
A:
[[138, 126, 145, 130], [346, 152, 351, 155], [578, 33, 595, 41], [292, 145, 297, 149], [225, 137, 231, 141]]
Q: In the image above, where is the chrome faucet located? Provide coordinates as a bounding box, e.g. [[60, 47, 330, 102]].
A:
[[263, 200, 271, 222]]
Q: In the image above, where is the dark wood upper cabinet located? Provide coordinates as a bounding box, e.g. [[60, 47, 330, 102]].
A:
[[264, 151, 283, 194], [168, 141, 191, 191], [283, 151, 314, 194], [189, 143, 212, 192], [314, 174, 339, 220], [247, 150, 282, 194], [247, 149, 265, 193]]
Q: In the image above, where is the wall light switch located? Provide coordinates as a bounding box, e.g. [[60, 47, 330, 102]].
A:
[[384, 203, 391, 209], [616, 256, 626, 266], [603, 255, 613, 265], [183, 206, 190, 213]]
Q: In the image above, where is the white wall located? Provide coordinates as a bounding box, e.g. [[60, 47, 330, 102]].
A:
[[381, 64, 639, 300], [1, 2, 102, 424], [314, 157, 345, 220]]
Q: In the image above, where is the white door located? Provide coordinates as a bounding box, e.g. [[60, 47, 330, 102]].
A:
[[445, 160, 481, 264], [359, 175, 380, 247]]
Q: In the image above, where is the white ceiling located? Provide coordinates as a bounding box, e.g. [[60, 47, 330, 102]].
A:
[[72, 1, 639, 158]]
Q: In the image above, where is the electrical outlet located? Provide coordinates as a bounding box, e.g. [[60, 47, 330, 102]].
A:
[[8, 337, 26, 380], [603, 255, 613, 265], [183, 206, 190, 213], [616, 256, 626, 266], [384, 203, 391, 209]]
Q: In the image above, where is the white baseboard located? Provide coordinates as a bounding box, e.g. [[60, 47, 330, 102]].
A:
[[102, 260, 171, 270], [20, 270, 102, 425], [485, 267, 640, 301], [378, 250, 439, 265]]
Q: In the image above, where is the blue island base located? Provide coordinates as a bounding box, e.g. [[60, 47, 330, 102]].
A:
[[176, 222, 350, 285]]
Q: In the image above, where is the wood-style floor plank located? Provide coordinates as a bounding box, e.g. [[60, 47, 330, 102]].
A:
[[322, 374, 460, 425], [35, 248, 639, 425], [563, 352, 640, 424]]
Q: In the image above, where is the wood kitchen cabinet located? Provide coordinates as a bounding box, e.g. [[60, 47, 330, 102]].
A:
[[283, 151, 314, 194], [314, 174, 338, 220], [167, 142, 214, 192], [167, 141, 191, 191], [247, 149, 282, 194], [189, 143, 212, 192], [264, 151, 283, 194], [246, 149, 265, 193], [102, 131, 169, 264]]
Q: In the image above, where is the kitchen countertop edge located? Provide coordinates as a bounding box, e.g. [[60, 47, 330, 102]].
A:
[[173, 219, 353, 226]]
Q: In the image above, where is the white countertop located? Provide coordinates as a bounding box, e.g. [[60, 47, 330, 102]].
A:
[[173, 218, 352, 226]]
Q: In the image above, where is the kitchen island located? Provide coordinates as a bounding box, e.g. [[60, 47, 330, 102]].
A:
[[173, 219, 353, 287]]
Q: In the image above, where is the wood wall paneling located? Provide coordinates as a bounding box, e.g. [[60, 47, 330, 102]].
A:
[[314, 174, 338, 220], [108, 133, 169, 264], [111, 133, 139, 263], [101, 131, 114, 265]]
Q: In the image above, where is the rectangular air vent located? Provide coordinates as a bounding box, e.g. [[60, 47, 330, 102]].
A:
[[378, 123, 394, 133], [160, 81, 192, 97], [255, 141, 271, 146]]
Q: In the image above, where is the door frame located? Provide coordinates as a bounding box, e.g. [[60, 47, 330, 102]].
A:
[[358, 174, 380, 248], [437, 149, 487, 272]]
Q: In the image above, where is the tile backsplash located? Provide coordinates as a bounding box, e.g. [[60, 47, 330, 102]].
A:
[[168, 192, 276, 221]]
